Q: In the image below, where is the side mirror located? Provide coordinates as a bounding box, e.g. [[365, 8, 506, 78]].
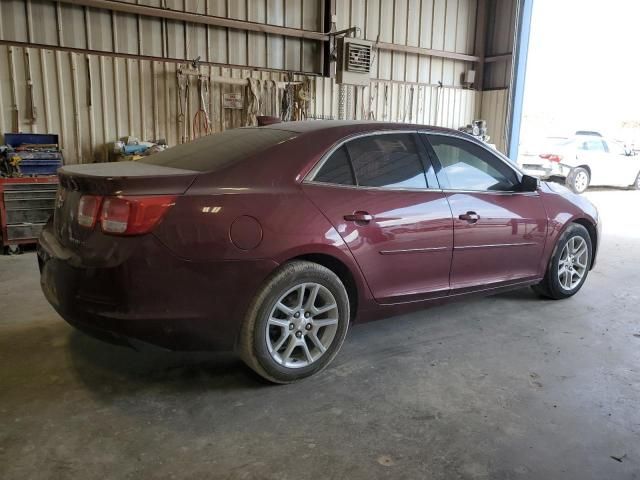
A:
[[519, 174, 539, 192]]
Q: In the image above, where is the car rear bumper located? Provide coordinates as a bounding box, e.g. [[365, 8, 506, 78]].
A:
[[37, 225, 278, 352], [519, 160, 571, 180]]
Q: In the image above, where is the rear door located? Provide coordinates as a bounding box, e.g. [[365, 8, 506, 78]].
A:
[[422, 133, 548, 292], [302, 132, 453, 304]]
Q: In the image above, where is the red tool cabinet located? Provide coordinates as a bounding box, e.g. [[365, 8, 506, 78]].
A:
[[0, 176, 58, 251]]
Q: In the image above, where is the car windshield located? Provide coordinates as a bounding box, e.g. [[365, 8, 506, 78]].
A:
[[139, 128, 296, 172]]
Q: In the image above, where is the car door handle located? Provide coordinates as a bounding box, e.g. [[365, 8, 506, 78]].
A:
[[344, 211, 374, 223], [459, 211, 480, 223]]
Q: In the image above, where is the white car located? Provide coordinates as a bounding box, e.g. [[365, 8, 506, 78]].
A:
[[518, 135, 640, 193]]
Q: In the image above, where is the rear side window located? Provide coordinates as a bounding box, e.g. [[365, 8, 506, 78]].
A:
[[139, 128, 295, 172], [346, 133, 427, 189], [314, 146, 355, 185]]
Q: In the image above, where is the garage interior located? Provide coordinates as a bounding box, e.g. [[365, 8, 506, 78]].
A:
[[1, 1, 639, 478]]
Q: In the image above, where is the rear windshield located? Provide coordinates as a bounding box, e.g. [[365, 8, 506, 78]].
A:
[[139, 128, 296, 172]]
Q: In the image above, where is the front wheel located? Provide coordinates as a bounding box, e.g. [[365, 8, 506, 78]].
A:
[[566, 167, 590, 194], [239, 261, 350, 384], [532, 223, 592, 299]]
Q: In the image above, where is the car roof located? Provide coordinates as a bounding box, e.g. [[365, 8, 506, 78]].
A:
[[260, 119, 457, 135]]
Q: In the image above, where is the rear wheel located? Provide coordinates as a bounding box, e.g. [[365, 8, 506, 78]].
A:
[[566, 167, 590, 194], [532, 223, 592, 299], [239, 261, 350, 384]]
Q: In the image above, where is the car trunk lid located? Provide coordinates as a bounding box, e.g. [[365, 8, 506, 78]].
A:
[[53, 162, 197, 253]]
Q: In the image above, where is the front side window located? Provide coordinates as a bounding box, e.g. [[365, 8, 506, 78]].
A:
[[345, 133, 428, 189], [427, 135, 518, 191]]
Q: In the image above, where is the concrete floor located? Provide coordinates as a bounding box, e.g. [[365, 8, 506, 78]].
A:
[[1, 189, 639, 479]]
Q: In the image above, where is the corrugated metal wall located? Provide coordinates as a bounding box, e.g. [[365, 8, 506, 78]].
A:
[[334, 0, 478, 86], [484, 0, 515, 90], [480, 88, 509, 152], [0, 44, 309, 163], [0, 0, 516, 163], [0, 0, 323, 73], [477, 0, 515, 153]]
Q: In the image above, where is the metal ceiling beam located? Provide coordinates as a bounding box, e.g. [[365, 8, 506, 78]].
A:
[[57, 0, 480, 64], [58, 0, 328, 41], [374, 42, 480, 63], [485, 53, 513, 63]]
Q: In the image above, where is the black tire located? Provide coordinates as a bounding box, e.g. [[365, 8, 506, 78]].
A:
[[566, 167, 590, 194], [4, 244, 21, 255], [532, 223, 592, 300], [238, 260, 350, 384]]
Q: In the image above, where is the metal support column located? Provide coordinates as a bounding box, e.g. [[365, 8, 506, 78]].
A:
[[507, 0, 534, 161]]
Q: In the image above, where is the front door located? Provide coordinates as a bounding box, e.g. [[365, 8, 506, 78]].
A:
[[423, 133, 548, 292], [303, 132, 453, 304], [575, 137, 609, 186]]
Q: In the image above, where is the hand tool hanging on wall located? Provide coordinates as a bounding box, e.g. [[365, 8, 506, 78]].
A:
[[281, 72, 294, 122], [7, 47, 20, 132], [177, 70, 189, 144], [245, 78, 262, 127], [366, 83, 377, 120], [193, 74, 211, 138], [24, 50, 37, 125], [293, 79, 312, 121]]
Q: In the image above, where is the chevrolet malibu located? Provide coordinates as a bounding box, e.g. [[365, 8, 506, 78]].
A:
[[38, 121, 601, 383]]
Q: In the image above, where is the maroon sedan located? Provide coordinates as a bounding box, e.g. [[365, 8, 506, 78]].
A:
[[38, 121, 600, 383]]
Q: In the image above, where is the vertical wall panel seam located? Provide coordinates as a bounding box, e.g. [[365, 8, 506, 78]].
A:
[[39, 49, 52, 133], [70, 52, 82, 162], [99, 55, 108, 161], [54, 51, 66, 148]]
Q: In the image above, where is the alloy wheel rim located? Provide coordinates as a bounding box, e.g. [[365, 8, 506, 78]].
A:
[[557, 236, 588, 291], [574, 171, 588, 192], [266, 282, 339, 368]]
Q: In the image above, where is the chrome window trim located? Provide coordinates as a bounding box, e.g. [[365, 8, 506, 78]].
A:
[[442, 189, 539, 197], [420, 130, 537, 195], [303, 129, 441, 192], [304, 180, 444, 193]]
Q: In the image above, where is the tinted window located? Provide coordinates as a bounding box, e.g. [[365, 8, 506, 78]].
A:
[[428, 135, 518, 191], [314, 146, 355, 185], [579, 139, 607, 152], [345, 134, 427, 189], [139, 128, 295, 172]]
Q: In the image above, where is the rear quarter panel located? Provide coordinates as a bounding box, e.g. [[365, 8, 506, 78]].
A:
[[152, 185, 376, 318]]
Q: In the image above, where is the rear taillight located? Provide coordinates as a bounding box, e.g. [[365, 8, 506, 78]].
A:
[[77, 195, 102, 228], [100, 197, 131, 234], [78, 195, 177, 235], [101, 195, 177, 235], [539, 153, 563, 163]]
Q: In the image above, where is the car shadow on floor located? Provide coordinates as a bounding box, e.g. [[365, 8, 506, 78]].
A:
[[65, 287, 542, 399], [66, 329, 270, 397], [492, 287, 545, 302]]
